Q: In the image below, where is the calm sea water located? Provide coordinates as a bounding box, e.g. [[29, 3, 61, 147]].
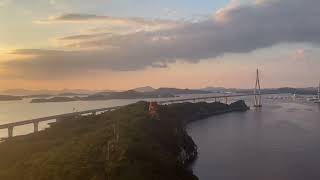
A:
[[188, 98, 320, 180]]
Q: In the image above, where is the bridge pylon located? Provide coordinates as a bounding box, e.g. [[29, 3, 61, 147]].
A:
[[254, 69, 262, 108]]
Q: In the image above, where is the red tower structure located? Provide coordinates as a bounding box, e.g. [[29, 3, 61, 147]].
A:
[[148, 101, 159, 117]]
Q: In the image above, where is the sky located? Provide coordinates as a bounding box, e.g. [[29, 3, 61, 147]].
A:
[[0, 0, 319, 90]]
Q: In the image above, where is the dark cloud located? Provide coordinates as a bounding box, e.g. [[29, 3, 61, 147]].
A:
[[5, 0, 320, 79]]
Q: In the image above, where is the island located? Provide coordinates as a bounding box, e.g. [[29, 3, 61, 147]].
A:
[[30, 96, 80, 103], [23, 94, 53, 98], [0, 100, 249, 180], [0, 95, 23, 101]]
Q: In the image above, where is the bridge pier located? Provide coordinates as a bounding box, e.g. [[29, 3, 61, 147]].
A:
[[34, 121, 39, 133], [8, 126, 13, 138], [225, 97, 228, 104]]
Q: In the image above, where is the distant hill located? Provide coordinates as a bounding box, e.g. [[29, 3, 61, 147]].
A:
[[132, 86, 156, 92], [1, 89, 114, 96], [30, 90, 175, 103], [1, 89, 41, 96], [83, 90, 175, 101], [155, 88, 210, 95], [0, 95, 23, 101], [57, 92, 89, 96], [10, 86, 319, 104], [23, 94, 53, 98], [30, 88, 211, 103], [199, 87, 227, 92], [83, 88, 210, 101]]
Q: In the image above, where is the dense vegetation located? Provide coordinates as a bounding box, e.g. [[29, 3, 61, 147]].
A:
[[0, 101, 248, 180]]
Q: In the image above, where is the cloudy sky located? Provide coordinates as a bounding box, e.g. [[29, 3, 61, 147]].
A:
[[0, 0, 319, 90]]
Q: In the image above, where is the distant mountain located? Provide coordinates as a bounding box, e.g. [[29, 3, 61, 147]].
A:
[[0, 95, 23, 101], [23, 94, 53, 98], [155, 88, 210, 95], [30, 87, 211, 103], [200, 87, 227, 92], [3, 87, 211, 97], [1, 89, 40, 96], [132, 86, 156, 92], [83, 90, 175, 101], [57, 92, 89, 96], [26, 87, 216, 103], [1, 89, 114, 96]]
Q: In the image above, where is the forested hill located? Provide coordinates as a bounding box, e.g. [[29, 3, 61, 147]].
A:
[[0, 101, 248, 180]]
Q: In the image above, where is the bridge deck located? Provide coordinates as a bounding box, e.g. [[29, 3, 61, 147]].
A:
[[158, 93, 262, 104], [0, 106, 119, 130]]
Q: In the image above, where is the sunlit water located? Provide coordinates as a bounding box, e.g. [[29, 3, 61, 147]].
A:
[[188, 98, 320, 180]]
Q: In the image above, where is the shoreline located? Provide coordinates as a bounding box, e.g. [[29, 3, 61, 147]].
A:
[[166, 100, 250, 162]]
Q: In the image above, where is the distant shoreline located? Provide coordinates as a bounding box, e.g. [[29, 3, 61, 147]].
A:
[[29, 88, 210, 103], [1, 86, 319, 103]]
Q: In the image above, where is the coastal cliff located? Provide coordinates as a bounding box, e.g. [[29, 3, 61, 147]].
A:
[[0, 100, 248, 180]]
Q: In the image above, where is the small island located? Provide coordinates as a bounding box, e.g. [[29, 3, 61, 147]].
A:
[[0, 100, 249, 180], [30, 96, 80, 103], [0, 95, 23, 101]]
